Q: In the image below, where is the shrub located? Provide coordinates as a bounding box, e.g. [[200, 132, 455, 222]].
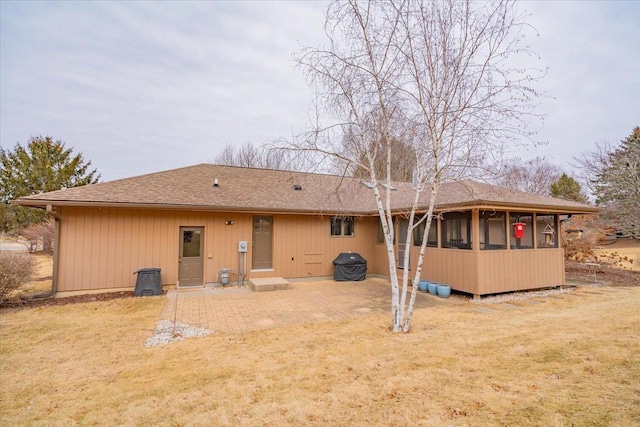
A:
[[0, 251, 36, 304], [563, 238, 594, 262]]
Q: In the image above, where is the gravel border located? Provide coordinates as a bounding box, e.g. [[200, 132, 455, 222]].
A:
[[145, 320, 214, 347], [472, 287, 575, 304]]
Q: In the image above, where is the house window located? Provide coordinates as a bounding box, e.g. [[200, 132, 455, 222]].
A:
[[377, 217, 392, 244], [509, 213, 534, 249], [441, 212, 472, 249], [397, 218, 410, 269], [182, 230, 202, 257], [413, 217, 438, 247], [536, 214, 558, 248], [480, 211, 506, 250], [331, 216, 355, 237]]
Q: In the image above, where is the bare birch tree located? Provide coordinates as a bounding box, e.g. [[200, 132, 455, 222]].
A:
[[286, 0, 544, 332]]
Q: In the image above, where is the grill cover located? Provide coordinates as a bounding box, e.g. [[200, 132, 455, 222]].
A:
[[333, 252, 367, 281]]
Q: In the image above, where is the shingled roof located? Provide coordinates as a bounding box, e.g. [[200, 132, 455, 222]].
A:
[[14, 164, 598, 215]]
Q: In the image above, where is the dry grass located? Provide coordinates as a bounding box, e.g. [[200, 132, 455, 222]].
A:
[[1, 287, 639, 426], [18, 254, 53, 295], [593, 239, 640, 271]]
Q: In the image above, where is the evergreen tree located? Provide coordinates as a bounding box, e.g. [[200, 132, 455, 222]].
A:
[[0, 136, 100, 232], [594, 127, 640, 238], [550, 173, 588, 203]]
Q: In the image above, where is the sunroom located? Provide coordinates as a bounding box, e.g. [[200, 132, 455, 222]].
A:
[[374, 188, 597, 299]]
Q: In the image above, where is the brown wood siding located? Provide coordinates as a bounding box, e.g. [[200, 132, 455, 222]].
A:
[[56, 207, 378, 292], [371, 243, 394, 277], [415, 248, 479, 294], [372, 246, 479, 294], [252, 215, 378, 279], [55, 206, 566, 295], [373, 245, 564, 296], [477, 249, 565, 295]]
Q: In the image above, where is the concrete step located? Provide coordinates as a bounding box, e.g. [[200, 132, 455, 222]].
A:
[[249, 277, 291, 292]]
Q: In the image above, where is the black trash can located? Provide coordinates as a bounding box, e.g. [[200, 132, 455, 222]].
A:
[[333, 252, 367, 281], [133, 268, 162, 296]]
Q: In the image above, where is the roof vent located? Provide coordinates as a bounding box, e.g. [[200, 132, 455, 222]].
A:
[[381, 182, 397, 191], [213, 179, 219, 187], [361, 180, 396, 190], [293, 184, 302, 191]]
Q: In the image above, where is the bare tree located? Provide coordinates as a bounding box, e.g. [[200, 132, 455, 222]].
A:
[[573, 140, 615, 197], [497, 157, 562, 195], [340, 137, 417, 182], [213, 142, 304, 171], [19, 218, 54, 253], [214, 145, 237, 167], [285, 0, 544, 332]]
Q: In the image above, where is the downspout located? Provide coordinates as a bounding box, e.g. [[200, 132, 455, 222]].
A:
[[31, 205, 59, 299]]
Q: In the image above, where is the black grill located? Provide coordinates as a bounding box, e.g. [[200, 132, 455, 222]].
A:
[[333, 253, 367, 281]]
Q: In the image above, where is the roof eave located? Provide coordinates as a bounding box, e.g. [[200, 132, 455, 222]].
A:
[[434, 200, 599, 214], [11, 199, 376, 216], [13, 197, 599, 216]]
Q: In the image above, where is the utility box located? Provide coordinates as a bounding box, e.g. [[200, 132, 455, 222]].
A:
[[133, 268, 162, 296]]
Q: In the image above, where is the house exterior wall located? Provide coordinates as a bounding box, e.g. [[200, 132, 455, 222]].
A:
[[372, 244, 565, 296], [373, 245, 479, 294], [55, 207, 379, 292], [417, 248, 479, 294], [54, 205, 566, 295], [476, 249, 565, 294]]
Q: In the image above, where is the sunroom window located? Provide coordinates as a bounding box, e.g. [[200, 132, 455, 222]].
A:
[[441, 212, 472, 249], [536, 214, 558, 248], [480, 211, 506, 250], [413, 217, 438, 247], [510, 213, 534, 249]]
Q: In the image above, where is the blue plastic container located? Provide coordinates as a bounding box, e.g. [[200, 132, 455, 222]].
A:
[[427, 282, 438, 295], [437, 284, 451, 298], [418, 280, 429, 291]]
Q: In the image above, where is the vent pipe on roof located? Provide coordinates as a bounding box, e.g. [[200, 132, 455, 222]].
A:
[[214, 179, 219, 187], [293, 184, 302, 190]]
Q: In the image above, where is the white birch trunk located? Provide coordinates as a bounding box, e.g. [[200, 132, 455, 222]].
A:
[[403, 181, 439, 332]]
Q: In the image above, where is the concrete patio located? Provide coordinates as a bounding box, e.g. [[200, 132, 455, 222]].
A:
[[160, 277, 463, 333]]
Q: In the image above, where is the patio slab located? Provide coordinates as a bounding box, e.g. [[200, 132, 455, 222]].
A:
[[160, 277, 462, 333]]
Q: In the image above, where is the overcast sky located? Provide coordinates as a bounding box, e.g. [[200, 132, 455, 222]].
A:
[[1, 1, 638, 182]]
